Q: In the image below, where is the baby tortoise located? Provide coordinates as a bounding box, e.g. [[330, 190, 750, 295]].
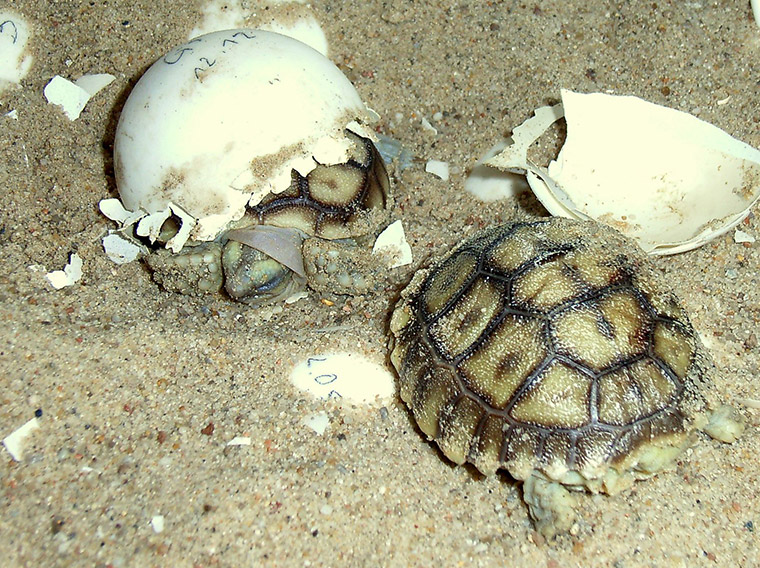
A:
[[389, 218, 744, 537], [145, 130, 392, 305]]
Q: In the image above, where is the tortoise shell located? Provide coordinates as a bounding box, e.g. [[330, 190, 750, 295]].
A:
[[389, 218, 716, 486], [250, 129, 391, 240]]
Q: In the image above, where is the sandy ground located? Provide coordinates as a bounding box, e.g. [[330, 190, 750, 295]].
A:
[[1, 1, 759, 566]]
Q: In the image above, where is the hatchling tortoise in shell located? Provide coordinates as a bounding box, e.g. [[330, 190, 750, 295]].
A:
[[145, 130, 392, 305], [389, 218, 744, 537]]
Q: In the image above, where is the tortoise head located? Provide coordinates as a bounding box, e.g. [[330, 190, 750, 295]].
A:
[[221, 130, 391, 304]]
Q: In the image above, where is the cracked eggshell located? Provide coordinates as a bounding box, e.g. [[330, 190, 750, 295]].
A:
[[191, 0, 330, 56], [487, 89, 760, 255], [0, 13, 33, 90], [113, 29, 376, 245]]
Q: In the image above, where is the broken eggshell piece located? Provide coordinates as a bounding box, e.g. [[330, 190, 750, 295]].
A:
[[486, 89, 760, 254], [464, 138, 530, 202], [190, 0, 330, 57], [110, 29, 377, 250]]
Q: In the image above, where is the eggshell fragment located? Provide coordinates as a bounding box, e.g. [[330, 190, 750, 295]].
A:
[[0, 13, 32, 91], [113, 29, 377, 247], [372, 220, 412, 268], [464, 139, 529, 201], [487, 89, 760, 255], [290, 353, 395, 405], [99, 197, 144, 226], [150, 515, 165, 534], [46, 253, 83, 289], [44, 74, 115, 120], [734, 229, 755, 244], [75, 73, 115, 96], [425, 159, 450, 181], [191, 0, 329, 56], [2, 417, 40, 461], [301, 411, 330, 435], [44, 77, 91, 120], [102, 233, 144, 264]]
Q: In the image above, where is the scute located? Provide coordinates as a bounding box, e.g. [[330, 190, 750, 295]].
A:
[[307, 162, 364, 205], [421, 252, 478, 317], [652, 320, 695, 379], [458, 315, 546, 409], [511, 260, 580, 310], [573, 427, 616, 470], [468, 413, 506, 474], [552, 290, 648, 371], [410, 366, 459, 440], [429, 277, 503, 359], [437, 395, 486, 465], [251, 130, 390, 240], [485, 224, 536, 272], [598, 360, 677, 425]]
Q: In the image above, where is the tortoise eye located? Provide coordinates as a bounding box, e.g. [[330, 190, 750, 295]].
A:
[[221, 240, 305, 305]]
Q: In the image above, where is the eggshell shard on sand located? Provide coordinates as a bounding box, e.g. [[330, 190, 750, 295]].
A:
[[301, 411, 330, 435], [150, 515, 165, 534], [486, 89, 760, 255], [0, 14, 33, 91], [425, 159, 450, 181], [44, 77, 90, 120], [75, 73, 116, 96], [99, 197, 144, 226], [191, 0, 329, 56], [46, 253, 83, 289], [111, 29, 377, 251], [464, 139, 530, 201], [2, 417, 40, 461], [290, 353, 396, 405], [372, 220, 412, 268], [102, 232, 144, 264], [44, 74, 115, 120], [734, 229, 756, 243]]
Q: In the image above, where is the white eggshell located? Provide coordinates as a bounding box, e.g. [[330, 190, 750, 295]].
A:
[[0, 13, 33, 90], [301, 411, 330, 435], [44, 76, 91, 121], [99, 197, 144, 225], [425, 159, 450, 180], [102, 232, 144, 264], [150, 515, 165, 534], [74, 73, 115, 96], [46, 253, 83, 289], [2, 417, 40, 461], [113, 29, 375, 243], [191, 0, 330, 56], [290, 353, 396, 405], [44, 74, 114, 121], [372, 220, 412, 268], [464, 139, 529, 201], [487, 90, 760, 255]]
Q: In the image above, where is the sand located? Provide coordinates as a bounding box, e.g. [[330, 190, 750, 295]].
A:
[[1, 1, 759, 566]]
